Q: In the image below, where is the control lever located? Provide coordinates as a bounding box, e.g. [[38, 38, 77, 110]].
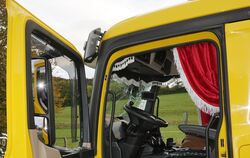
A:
[[166, 138, 176, 150], [150, 135, 165, 153]]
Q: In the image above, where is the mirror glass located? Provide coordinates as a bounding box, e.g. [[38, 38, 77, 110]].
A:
[[49, 56, 80, 148], [34, 116, 48, 131], [34, 116, 49, 144], [32, 59, 48, 115]]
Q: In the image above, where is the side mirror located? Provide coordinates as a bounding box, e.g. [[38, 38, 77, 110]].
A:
[[84, 28, 103, 63], [34, 116, 49, 144], [33, 59, 48, 114], [32, 58, 55, 146]]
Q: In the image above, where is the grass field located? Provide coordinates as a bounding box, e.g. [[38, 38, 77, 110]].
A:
[[54, 106, 80, 148], [54, 92, 198, 148], [158, 93, 198, 144]]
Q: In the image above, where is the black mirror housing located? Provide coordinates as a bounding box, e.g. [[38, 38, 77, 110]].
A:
[[84, 28, 103, 63]]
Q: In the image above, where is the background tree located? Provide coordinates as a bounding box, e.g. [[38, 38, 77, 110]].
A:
[[0, 0, 7, 133], [52, 77, 67, 112]]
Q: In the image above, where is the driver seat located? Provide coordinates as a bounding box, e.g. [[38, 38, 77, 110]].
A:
[[179, 113, 220, 157]]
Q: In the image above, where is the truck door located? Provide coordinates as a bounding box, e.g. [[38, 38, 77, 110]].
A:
[[225, 20, 250, 158], [91, 29, 228, 158], [5, 1, 92, 158]]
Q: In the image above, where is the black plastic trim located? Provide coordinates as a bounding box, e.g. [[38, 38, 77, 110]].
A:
[[78, 64, 91, 145], [46, 59, 56, 145], [220, 24, 233, 158], [214, 28, 223, 158]]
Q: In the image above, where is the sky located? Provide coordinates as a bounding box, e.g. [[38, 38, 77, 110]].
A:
[[17, 0, 187, 78]]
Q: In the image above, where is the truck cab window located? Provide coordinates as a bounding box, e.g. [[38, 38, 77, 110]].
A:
[[50, 56, 80, 148], [104, 42, 220, 158], [30, 34, 81, 149]]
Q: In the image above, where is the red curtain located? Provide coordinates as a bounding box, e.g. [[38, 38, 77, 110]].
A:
[[175, 42, 219, 125]]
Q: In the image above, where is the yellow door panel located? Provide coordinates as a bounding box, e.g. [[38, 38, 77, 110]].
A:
[[225, 20, 250, 158], [6, 0, 33, 157], [5, 0, 81, 157]]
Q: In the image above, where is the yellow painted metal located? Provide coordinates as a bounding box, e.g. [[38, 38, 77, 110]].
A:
[[103, 0, 250, 41], [96, 32, 228, 158], [226, 20, 250, 158], [5, 0, 81, 157]]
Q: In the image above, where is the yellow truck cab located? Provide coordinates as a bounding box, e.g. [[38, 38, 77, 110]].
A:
[[2, 0, 250, 158]]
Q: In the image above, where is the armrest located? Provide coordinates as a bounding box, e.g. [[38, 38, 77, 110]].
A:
[[178, 124, 216, 140]]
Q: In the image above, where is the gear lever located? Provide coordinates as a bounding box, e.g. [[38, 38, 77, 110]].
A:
[[166, 138, 176, 150]]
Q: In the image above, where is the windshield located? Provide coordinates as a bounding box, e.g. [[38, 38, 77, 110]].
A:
[[105, 74, 152, 127]]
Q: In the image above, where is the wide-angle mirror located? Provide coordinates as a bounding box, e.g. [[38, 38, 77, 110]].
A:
[[32, 58, 48, 115]]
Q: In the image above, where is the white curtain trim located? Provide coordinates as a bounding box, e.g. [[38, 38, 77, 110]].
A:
[[112, 56, 135, 72], [173, 48, 219, 115], [112, 73, 163, 87], [112, 73, 184, 89]]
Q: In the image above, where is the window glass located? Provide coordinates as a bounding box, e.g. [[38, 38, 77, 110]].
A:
[[158, 85, 198, 144], [30, 34, 81, 149], [105, 76, 152, 127], [105, 79, 129, 127], [104, 44, 214, 154], [86, 67, 95, 104], [50, 56, 80, 148]]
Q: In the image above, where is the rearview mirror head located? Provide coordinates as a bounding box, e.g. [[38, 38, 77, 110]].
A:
[[84, 28, 103, 63], [32, 58, 48, 115], [34, 116, 49, 144]]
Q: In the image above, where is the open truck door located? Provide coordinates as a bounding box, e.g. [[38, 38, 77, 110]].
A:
[[86, 1, 250, 158], [4, 0, 93, 158]]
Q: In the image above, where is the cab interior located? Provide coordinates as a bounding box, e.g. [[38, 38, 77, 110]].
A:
[[104, 42, 221, 158]]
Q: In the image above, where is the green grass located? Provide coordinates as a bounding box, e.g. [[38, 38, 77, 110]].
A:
[[158, 93, 198, 144], [54, 92, 198, 147], [54, 106, 80, 148]]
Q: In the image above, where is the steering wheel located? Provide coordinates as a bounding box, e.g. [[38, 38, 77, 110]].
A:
[[124, 103, 168, 130]]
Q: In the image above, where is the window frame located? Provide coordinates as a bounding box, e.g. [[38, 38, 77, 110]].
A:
[[25, 20, 90, 149]]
